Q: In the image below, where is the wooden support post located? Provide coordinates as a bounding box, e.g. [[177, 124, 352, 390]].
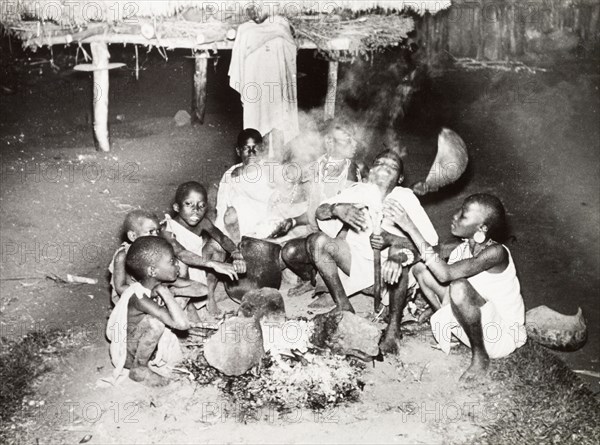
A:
[[324, 60, 339, 120], [90, 42, 110, 152], [193, 52, 209, 124]]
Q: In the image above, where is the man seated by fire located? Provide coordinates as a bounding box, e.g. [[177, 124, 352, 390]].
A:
[[214, 128, 306, 243], [279, 118, 368, 298], [214, 120, 365, 250], [288, 150, 438, 353]]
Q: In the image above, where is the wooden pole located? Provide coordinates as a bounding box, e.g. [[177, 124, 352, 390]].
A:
[[193, 52, 209, 124], [90, 42, 110, 152], [324, 60, 338, 120]]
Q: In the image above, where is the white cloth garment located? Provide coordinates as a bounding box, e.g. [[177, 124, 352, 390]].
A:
[[317, 183, 439, 299], [215, 163, 242, 235], [105, 282, 182, 381], [430, 242, 527, 358], [228, 16, 299, 144], [163, 214, 207, 286]]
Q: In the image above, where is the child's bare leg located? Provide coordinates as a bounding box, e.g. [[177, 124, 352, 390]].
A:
[[202, 239, 226, 317], [127, 315, 169, 386], [223, 206, 241, 244], [413, 262, 447, 310], [306, 233, 354, 313], [185, 300, 203, 325], [448, 279, 489, 381], [380, 267, 409, 354]]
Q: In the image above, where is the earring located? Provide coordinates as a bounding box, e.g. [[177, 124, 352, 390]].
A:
[[473, 230, 486, 244]]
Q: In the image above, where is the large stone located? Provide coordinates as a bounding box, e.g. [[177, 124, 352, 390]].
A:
[[203, 316, 264, 376], [311, 311, 382, 359], [238, 288, 286, 323]]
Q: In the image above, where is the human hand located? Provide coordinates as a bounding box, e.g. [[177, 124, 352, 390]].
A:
[[333, 204, 368, 232], [370, 234, 385, 250], [233, 259, 247, 274], [208, 261, 239, 280], [411, 181, 429, 196], [231, 249, 246, 273], [269, 218, 296, 238], [383, 199, 415, 231], [151, 284, 172, 301], [381, 257, 403, 285]]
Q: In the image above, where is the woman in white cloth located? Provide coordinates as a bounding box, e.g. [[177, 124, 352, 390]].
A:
[[383, 193, 527, 381]]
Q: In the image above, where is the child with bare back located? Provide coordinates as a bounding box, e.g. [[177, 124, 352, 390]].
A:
[[163, 181, 246, 316], [106, 237, 193, 386]]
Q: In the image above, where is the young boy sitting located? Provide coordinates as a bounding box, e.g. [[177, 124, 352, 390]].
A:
[[109, 209, 215, 309], [106, 237, 192, 386]]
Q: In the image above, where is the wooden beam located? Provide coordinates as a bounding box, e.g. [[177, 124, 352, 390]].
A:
[[193, 53, 209, 124], [22, 33, 352, 51], [324, 60, 339, 120], [90, 42, 110, 152]]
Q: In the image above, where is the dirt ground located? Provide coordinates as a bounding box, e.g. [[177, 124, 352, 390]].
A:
[[1, 44, 599, 444]]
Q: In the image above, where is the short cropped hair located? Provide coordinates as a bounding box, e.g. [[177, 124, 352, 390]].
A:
[[174, 181, 207, 206], [236, 128, 263, 148], [374, 150, 404, 176], [465, 193, 507, 241], [123, 210, 158, 236], [125, 236, 172, 281]]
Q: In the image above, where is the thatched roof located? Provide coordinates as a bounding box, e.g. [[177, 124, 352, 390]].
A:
[[3, 1, 448, 25], [0, 1, 450, 54]]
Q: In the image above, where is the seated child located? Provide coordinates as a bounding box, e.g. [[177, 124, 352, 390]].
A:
[[109, 210, 210, 309], [163, 181, 246, 316], [106, 237, 191, 386], [383, 193, 527, 381], [108, 210, 160, 305]]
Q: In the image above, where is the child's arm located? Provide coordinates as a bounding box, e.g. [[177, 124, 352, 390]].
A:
[[132, 285, 190, 330], [384, 200, 508, 283], [112, 250, 131, 297], [198, 218, 237, 253], [161, 230, 239, 280], [169, 278, 208, 298], [198, 218, 247, 274]]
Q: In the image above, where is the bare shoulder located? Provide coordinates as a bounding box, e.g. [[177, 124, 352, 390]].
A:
[[481, 243, 508, 268]]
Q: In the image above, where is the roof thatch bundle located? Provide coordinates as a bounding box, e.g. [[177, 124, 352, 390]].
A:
[[3, 1, 447, 25], [0, 1, 450, 54]]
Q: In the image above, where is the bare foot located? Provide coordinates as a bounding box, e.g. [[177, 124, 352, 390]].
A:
[[379, 330, 403, 354], [308, 292, 336, 309], [459, 355, 490, 382], [129, 366, 169, 387], [288, 281, 315, 297]]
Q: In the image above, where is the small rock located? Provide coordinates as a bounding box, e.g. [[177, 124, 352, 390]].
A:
[[203, 316, 263, 376], [173, 110, 191, 127], [311, 311, 382, 359]]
